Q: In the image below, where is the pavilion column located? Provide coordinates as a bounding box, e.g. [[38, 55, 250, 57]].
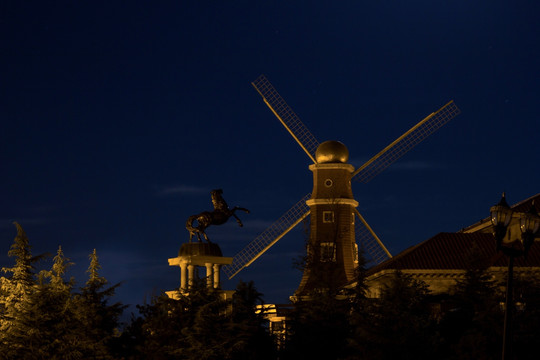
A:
[[187, 264, 195, 288], [205, 263, 214, 289], [167, 243, 233, 300], [180, 262, 188, 291], [213, 264, 221, 289]]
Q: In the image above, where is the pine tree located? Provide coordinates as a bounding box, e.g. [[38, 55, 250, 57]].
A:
[[124, 279, 217, 360], [0, 222, 41, 356], [180, 291, 230, 360], [512, 273, 540, 360], [226, 281, 276, 360], [342, 249, 374, 359], [284, 233, 365, 360], [281, 287, 351, 360], [8, 246, 83, 359], [439, 241, 502, 360], [124, 279, 277, 360], [75, 249, 126, 359], [1, 226, 125, 359], [178, 280, 276, 360], [362, 271, 435, 360]]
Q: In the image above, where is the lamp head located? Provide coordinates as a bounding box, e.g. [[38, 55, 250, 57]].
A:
[[491, 192, 513, 251], [520, 201, 540, 258], [490, 192, 513, 227]]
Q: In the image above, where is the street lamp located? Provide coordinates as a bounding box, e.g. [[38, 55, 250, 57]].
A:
[[490, 193, 540, 360]]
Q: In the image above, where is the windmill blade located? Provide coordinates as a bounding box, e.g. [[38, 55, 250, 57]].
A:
[[223, 193, 312, 279], [352, 101, 461, 183], [354, 208, 392, 265], [252, 75, 320, 163]]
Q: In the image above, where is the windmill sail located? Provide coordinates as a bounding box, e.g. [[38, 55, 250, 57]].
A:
[[354, 209, 392, 265], [352, 101, 461, 183], [227, 76, 461, 281], [223, 193, 312, 279], [252, 75, 320, 163]]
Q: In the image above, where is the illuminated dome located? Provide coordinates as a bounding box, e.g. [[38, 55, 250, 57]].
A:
[[315, 140, 349, 163]]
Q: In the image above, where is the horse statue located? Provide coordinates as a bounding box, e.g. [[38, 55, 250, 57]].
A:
[[186, 189, 250, 243]]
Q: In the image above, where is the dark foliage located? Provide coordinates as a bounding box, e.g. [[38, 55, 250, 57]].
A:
[[349, 270, 437, 360], [4, 224, 540, 360], [122, 279, 275, 360], [281, 291, 350, 360], [0, 224, 124, 360], [436, 241, 502, 360]]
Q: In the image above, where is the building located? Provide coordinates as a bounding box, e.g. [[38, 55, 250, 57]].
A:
[[263, 193, 540, 338], [363, 193, 540, 297]]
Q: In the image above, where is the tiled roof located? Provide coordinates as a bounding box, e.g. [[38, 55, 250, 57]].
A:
[[461, 193, 540, 233], [367, 232, 540, 275], [509, 192, 540, 213]]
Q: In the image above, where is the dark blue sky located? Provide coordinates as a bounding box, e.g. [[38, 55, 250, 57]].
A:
[[1, 1, 539, 311]]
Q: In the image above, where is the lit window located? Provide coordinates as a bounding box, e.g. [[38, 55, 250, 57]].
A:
[[320, 242, 336, 262], [323, 211, 334, 223]]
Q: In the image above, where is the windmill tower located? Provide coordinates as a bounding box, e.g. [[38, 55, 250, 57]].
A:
[[297, 140, 359, 295], [222, 75, 461, 297]]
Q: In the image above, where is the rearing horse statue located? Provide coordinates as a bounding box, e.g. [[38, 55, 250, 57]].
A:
[[186, 189, 250, 243]]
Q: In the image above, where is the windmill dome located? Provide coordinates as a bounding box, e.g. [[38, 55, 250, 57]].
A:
[[315, 140, 349, 163]]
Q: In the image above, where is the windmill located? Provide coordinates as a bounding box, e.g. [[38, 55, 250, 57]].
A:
[[222, 75, 460, 296]]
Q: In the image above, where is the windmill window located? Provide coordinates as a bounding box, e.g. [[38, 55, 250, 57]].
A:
[[324, 179, 333, 187], [323, 211, 334, 223], [320, 242, 336, 262]]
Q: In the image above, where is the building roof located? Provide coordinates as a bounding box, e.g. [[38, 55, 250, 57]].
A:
[[367, 232, 540, 276], [367, 193, 540, 276], [508, 192, 540, 213], [461, 193, 540, 233]]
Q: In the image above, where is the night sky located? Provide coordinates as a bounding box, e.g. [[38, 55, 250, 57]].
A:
[[1, 2, 539, 313]]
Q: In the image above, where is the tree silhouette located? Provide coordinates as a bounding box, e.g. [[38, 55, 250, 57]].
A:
[[0, 225, 125, 359], [360, 271, 436, 360], [75, 249, 126, 359], [281, 288, 350, 360], [7, 246, 82, 359], [0, 223, 44, 357], [438, 241, 502, 360]]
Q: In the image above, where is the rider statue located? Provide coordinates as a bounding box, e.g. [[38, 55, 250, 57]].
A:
[[186, 189, 249, 243]]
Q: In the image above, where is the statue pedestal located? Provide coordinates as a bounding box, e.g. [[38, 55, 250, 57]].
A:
[[167, 242, 232, 298]]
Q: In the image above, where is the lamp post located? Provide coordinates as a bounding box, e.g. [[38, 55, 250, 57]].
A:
[[490, 193, 540, 360]]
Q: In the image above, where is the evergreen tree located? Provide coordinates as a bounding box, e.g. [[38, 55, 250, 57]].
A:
[[439, 241, 502, 360], [123, 279, 218, 359], [1, 225, 125, 359], [0, 223, 42, 356], [284, 226, 362, 360], [512, 273, 540, 360], [361, 271, 435, 360], [122, 279, 276, 360], [342, 249, 374, 359], [179, 289, 230, 360], [177, 280, 276, 360], [7, 246, 82, 359], [75, 249, 126, 359], [281, 288, 350, 360], [225, 281, 276, 360]]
